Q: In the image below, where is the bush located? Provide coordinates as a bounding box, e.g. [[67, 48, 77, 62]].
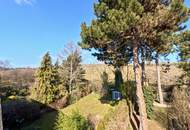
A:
[[100, 71, 109, 97], [54, 110, 91, 130], [143, 86, 154, 119], [2, 99, 42, 129], [168, 88, 190, 130], [1, 86, 29, 102], [114, 68, 123, 89], [125, 81, 154, 119], [125, 81, 136, 104]]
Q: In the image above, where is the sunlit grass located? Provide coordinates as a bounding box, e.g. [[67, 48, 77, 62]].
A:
[[22, 93, 114, 130]]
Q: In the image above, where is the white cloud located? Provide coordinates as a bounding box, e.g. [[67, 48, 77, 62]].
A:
[[14, 0, 36, 5]]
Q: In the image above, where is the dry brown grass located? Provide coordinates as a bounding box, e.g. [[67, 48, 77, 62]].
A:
[[0, 64, 182, 89], [148, 120, 166, 130], [83, 64, 182, 87]]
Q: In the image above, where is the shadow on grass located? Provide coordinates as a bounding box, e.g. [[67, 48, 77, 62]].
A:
[[99, 80, 136, 106], [99, 95, 120, 106], [2, 98, 59, 130], [98, 81, 120, 106], [153, 107, 169, 129], [150, 83, 175, 103]]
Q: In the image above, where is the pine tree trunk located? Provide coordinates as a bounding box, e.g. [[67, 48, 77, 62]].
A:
[[156, 54, 164, 104], [141, 48, 146, 86], [133, 43, 148, 130]]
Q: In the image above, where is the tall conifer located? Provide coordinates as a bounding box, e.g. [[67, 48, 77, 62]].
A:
[[79, 1, 189, 129], [178, 31, 190, 87], [31, 52, 58, 104]]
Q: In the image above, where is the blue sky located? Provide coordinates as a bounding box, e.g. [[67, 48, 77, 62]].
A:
[[0, 0, 190, 67]]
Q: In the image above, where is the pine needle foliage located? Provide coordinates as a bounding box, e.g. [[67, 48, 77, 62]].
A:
[[31, 52, 59, 104], [54, 111, 91, 130]]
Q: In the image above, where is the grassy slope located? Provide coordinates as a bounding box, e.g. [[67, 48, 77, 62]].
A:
[[22, 93, 167, 130], [62, 93, 113, 118], [22, 112, 57, 130], [22, 93, 114, 130]]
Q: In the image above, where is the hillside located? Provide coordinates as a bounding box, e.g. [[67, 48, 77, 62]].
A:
[[0, 64, 182, 88], [83, 64, 182, 86], [22, 93, 167, 130], [22, 93, 114, 130]]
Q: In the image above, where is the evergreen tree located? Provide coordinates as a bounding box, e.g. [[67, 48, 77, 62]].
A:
[[54, 60, 61, 86], [93, 41, 132, 88], [115, 67, 124, 88], [177, 31, 190, 87], [53, 60, 65, 99], [79, 1, 189, 129], [101, 71, 109, 97], [54, 111, 91, 130], [31, 52, 58, 104]]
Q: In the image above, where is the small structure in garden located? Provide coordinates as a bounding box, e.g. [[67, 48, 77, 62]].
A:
[[111, 89, 121, 100]]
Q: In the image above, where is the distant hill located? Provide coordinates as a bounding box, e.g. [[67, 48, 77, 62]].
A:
[[0, 64, 182, 89], [83, 64, 182, 87], [0, 68, 35, 88]]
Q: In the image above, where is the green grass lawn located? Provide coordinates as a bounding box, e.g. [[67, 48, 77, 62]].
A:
[[62, 93, 114, 118], [22, 93, 114, 130]]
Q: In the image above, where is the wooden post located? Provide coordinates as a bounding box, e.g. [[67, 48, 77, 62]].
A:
[[0, 98, 3, 130]]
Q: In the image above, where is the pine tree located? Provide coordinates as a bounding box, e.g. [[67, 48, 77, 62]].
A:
[[95, 40, 132, 88], [79, 1, 189, 129], [53, 60, 65, 99], [177, 31, 190, 87], [54, 60, 61, 87], [115, 67, 124, 88], [31, 52, 58, 104]]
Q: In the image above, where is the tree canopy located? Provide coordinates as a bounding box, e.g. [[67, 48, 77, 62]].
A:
[[79, 0, 190, 130]]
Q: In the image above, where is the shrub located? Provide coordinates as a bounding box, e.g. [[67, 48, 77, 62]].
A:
[[168, 88, 190, 130], [143, 85, 154, 119], [100, 71, 109, 97], [1, 86, 29, 102], [125, 81, 136, 103], [125, 81, 154, 119], [2, 99, 42, 129], [54, 110, 91, 130], [114, 68, 123, 89], [119, 84, 127, 98]]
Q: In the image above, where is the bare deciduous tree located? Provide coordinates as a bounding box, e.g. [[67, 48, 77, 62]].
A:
[[59, 43, 85, 95]]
